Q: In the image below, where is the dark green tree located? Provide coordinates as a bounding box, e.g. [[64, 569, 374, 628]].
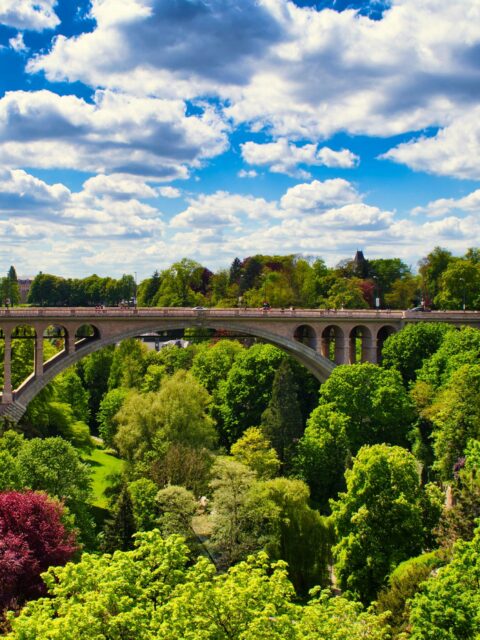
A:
[[104, 485, 137, 552], [261, 359, 303, 465]]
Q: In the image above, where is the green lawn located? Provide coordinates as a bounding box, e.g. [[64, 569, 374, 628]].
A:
[[83, 444, 124, 509]]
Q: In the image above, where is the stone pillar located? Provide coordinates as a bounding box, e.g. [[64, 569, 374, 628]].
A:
[[321, 336, 330, 359], [34, 335, 44, 377], [334, 333, 350, 364], [2, 332, 13, 403], [362, 336, 378, 364], [66, 332, 76, 355], [349, 335, 356, 364]]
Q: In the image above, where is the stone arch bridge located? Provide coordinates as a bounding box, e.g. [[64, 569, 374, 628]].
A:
[[1, 307, 479, 421]]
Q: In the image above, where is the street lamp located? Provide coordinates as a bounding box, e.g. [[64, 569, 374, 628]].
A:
[[372, 276, 380, 309], [459, 277, 466, 311]]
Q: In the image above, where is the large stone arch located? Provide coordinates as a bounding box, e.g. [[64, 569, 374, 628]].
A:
[[3, 320, 336, 421]]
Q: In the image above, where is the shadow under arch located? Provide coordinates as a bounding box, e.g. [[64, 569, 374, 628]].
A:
[[376, 324, 398, 363], [8, 320, 337, 418]]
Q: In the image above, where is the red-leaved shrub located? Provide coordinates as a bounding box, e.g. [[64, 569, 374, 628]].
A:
[[0, 491, 77, 609]]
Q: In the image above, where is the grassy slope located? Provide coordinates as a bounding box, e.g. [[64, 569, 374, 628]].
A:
[[83, 445, 124, 509]]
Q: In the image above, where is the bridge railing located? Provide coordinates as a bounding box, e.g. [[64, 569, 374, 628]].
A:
[[0, 307, 478, 320]]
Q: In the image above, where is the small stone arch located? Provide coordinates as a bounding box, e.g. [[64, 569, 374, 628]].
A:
[[321, 325, 347, 364], [293, 324, 317, 350], [376, 325, 397, 363], [44, 324, 67, 352], [75, 324, 101, 351], [349, 325, 375, 364], [11, 324, 36, 391]]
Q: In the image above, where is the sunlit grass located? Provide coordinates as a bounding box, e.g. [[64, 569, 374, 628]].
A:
[[83, 444, 124, 509]]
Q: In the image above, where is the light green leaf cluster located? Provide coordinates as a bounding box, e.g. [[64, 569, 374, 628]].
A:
[[7, 532, 389, 640]]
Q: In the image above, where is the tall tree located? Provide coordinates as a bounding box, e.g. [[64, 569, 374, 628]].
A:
[[418, 246, 453, 305], [331, 444, 425, 604], [103, 485, 136, 552], [261, 359, 303, 465], [294, 404, 350, 511], [5, 265, 20, 306]]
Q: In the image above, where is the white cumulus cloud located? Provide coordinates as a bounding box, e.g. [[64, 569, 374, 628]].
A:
[[241, 139, 359, 177], [0, 0, 59, 30]]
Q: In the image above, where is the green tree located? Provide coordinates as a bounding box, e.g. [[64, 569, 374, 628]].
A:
[[191, 340, 243, 394], [5, 265, 20, 306], [330, 444, 425, 603], [319, 363, 414, 453], [5, 532, 390, 640], [426, 365, 480, 479], [384, 273, 421, 309], [435, 439, 480, 548], [79, 345, 114, 428], [97, 387, 128, 448], [115, 371, 216, 472], [154, 258, 205, 307], [104, 485, 137, 552], [369, 258, 411, 303], [417, 325, 480, 390], [108, 338, 148, 390], [434, 258, 480, 310], [319, 277, 369, 309], [381, 322, 453, 383], [231, 427, 280, 479], [128, 478, 159, 531], [376, 551, 444, 638], [418, 246, 453, 305], [156, 485, 197, 542], [294, 404, 349, 511], [55, 368, 91, 423], [218, 344, 286, 446], [409, 525, 480, 639], [261, 359, 303, 465], [256, 477, 332, 594], [209, 458, 274, 566]]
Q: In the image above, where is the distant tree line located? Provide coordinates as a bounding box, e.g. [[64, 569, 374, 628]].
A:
[[22, 245, 480, 309], [26, 273, 135, 307]]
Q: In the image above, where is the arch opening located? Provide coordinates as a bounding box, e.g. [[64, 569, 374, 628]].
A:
[[75, 324, 101, 351], [377, 325, 397, 363], [11, 324, 36, 391], [293, 324, 317, 350], [349, 325, 374, 364], [44, 324, 67, 357], [321, 325, 345, 364]]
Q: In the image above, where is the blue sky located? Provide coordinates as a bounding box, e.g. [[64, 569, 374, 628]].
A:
[[0, 0, 479, 278]]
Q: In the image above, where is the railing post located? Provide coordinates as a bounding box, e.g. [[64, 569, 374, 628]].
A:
[[2, 332, 13, 403]]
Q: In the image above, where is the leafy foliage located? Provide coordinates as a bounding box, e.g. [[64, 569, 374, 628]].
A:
[[330, 444, 425, 603], [0, 491, 77, 610]]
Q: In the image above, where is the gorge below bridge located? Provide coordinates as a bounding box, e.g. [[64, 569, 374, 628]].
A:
[[1, 306, 480, 422]]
